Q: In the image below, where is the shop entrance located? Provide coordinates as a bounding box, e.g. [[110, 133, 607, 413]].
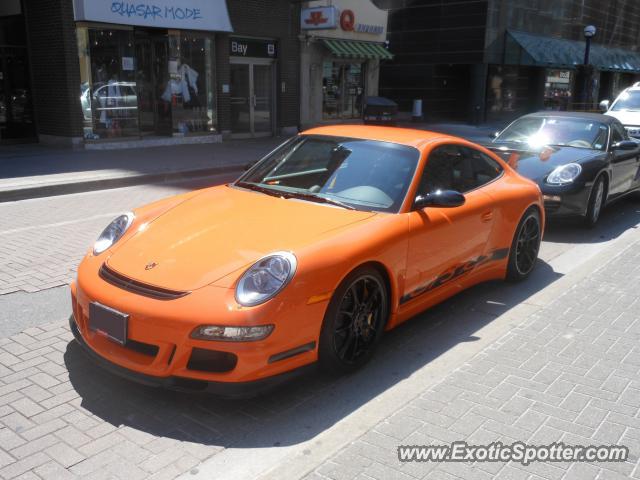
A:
[[230, 59, 274, 138], [135, 31, 172, 136]]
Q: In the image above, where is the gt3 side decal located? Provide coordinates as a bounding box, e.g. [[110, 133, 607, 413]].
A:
[[400, 248, 510, 305]]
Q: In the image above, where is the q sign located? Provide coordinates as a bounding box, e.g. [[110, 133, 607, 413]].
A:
[[340, 9, 355, 31]]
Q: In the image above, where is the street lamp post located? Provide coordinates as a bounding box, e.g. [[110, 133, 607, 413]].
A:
[[582, 25, 596, 108]]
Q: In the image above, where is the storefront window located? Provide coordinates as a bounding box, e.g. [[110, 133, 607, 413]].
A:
[[77, 25, 216, 141], [544, 69, 572, 111], [167, 32, 216, 135], [322, 61, 364, 120]]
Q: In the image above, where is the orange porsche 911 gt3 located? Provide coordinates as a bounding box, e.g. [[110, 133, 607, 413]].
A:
[[70, 126, 544, 396]]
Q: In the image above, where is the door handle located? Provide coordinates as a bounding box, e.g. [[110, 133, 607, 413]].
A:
[[252, 95, 257, 108], [481, 211, 493, 222]]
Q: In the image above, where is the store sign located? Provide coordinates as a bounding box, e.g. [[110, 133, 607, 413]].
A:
[[301, 1, 387, 41], [301, 6, 337, 30], [229, 37, 277, 58], [72, 0, 233, 32], [340, 9, 383, 34]]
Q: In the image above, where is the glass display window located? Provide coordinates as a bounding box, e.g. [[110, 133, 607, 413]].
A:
[[77, 24, 216, 141], [79, 27, 139, 139], [166, 31, 216, 135], [544, 69, 573, 111], [322, 61, 365, 120]]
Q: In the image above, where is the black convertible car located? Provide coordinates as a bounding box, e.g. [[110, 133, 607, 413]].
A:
[[487, 112, 640, 226]]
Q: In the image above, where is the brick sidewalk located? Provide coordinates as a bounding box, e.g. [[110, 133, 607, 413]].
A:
[[300, 241, 640, 479]]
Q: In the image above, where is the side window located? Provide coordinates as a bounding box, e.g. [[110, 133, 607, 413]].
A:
[[418, 145, 458, 195], [461, 147, 503, 190], [611, 124, 625, 144]]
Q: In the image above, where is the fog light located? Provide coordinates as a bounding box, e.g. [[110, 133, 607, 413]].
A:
[[190, 325, 274, 342], [543, 195, 562, 202]]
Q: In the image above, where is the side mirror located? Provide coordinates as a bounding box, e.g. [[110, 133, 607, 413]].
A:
[[599, 100, 610, 112], [612, 140, 637, 151], [244, 161, 258, 171], [489, 131, 500, 140], [414, 189, 466, 209]]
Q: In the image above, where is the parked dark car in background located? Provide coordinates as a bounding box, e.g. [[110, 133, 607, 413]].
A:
[[486, 112, 640, 227]]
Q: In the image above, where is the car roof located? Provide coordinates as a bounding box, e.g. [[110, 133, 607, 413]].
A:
[[521, 111, 617, 124], [301, 125, 454, 149]]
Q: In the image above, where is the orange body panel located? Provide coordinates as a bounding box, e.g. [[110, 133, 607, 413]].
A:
[[71, 125, 543, 387]]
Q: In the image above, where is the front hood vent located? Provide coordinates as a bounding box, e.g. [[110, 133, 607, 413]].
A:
[[99, 264, 189, 301]]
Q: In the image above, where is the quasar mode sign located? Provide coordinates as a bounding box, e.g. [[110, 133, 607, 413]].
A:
[[73, 0, 233, 32]]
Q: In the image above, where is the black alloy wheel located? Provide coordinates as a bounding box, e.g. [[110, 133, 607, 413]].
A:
[[506, 208, 541, 282], [584, 176, 606, 228], [319, 267, 388, 373]]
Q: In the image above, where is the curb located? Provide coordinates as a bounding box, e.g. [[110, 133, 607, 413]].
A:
[[0, 164, 245, 203]]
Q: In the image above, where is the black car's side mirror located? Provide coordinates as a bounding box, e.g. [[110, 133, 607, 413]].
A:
[[414, 190, 466, 209], [612, 140, 637, 151], [489, 131, 500, 140]]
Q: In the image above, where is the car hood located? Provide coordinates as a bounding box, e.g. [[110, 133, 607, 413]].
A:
[[604, 110, 640, 126], [486, 142, 602, 182], [106, 185, 377, 291]]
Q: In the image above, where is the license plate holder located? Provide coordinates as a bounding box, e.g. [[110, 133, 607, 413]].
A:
[[88, 302, 128, 346]]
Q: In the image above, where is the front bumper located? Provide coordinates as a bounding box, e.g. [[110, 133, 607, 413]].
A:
[[540, 183, 591, 218], [70, 254, 326, 393], [70, 315, 315, 397]]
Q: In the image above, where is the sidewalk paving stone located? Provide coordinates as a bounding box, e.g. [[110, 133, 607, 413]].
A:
[[300, 237, 640, 480]]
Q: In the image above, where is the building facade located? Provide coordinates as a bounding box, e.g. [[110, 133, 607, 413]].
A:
[[298, 0, 391, 130], [4, 0, 300, 147], [376, 0, 640, 124]]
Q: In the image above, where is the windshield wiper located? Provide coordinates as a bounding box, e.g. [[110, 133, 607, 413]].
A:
[[283, 191, 356, 210], [236, 182, 356, 210], [235, 181, 284, 198]]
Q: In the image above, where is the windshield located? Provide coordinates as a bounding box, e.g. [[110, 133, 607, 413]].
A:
[[236, 135, 420, 213], [494, 116, 608, 150], [611, 90, 640, 111]]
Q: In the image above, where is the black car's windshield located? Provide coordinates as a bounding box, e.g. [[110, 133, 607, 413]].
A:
[[494, 116, 608, 150], [235, 135, 420, 213], [611, 90, 640, 111]]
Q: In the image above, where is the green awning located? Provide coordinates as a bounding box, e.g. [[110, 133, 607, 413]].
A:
[[322, 39, 393, 60], [506, 30, 640, 73]]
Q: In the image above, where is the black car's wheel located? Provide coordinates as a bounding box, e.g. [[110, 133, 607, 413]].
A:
[[584, 175, 607, 228], [506, 208, 541, 282], [318, 266, 389, 373]]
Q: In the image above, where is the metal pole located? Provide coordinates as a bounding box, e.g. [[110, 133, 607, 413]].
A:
[[583, 36, 591, 65], [582, 37, 592, 108]]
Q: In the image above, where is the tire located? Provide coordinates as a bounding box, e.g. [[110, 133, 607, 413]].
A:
[[506, 208, 542, 282], [318, 266, 389, 374], [584, 175, 606, 228]]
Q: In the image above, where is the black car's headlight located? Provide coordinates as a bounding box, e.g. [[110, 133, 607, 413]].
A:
[[235, 252, 297, 307], [546, 163, 582, 185], [93, 212, 134, 255]]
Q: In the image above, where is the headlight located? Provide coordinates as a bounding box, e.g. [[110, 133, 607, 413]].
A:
[[191, 325, 274, 342], [235, 252, 297, 306], [93, 212, 134, 255], [546, 163, 582, 185]]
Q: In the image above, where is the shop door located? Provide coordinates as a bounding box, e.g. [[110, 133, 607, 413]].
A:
[[230, 60, 273, 138], [135, 34, 172, 136]]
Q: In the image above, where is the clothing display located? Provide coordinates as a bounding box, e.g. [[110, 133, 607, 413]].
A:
[[161, 78, 191, 104]]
